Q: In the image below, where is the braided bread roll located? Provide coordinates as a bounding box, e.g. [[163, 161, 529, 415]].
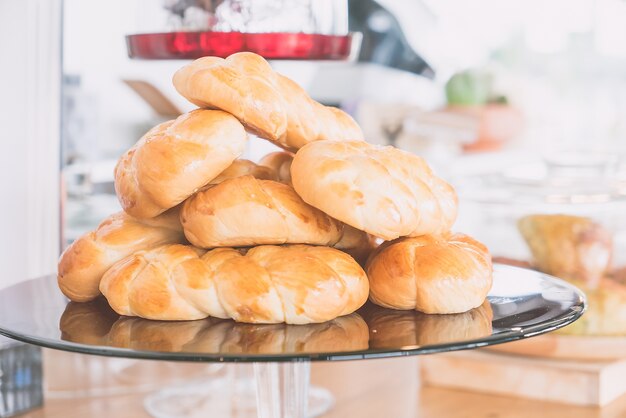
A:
[[259, 151, 294, 184], [115, 109, 247, 219], [181, 175, 343, 248], [366, 233, 493, 314], [58, 209, 184, 303], [99, 244, 369, 324], [291, 140, 458, 240], [172, 52, 363, 151]]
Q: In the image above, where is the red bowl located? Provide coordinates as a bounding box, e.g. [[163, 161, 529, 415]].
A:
[[126, 31, 357, 60]]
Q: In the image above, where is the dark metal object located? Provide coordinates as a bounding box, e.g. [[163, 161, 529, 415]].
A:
[[348, 0, 435, 78], [0, 340, 43, 417]]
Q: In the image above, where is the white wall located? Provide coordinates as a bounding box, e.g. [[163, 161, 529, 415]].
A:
[[0, 0, 61, 288]]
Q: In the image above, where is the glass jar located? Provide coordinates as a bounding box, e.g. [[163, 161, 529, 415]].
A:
[[127, 0, 357, 60]]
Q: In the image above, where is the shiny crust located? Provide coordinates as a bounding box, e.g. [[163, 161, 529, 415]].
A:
[[114, 109, 247, 219], [366, 233, 492, 314], [99, 244, 369, 324], [181, 175, 343, 248], [57, 210, 185, 303], [291, 140, 458, 240], [172, 52, 363, 152]]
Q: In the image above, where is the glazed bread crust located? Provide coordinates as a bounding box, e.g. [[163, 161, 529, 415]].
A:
[[173, 53, 363, 151], [99, 244, 369, 324], [181, 175, 343, 248], [291, 140, 458, 240], [366, 233, 492, 314], [114, 109, 247, 219], [57, 209, 185, 302]]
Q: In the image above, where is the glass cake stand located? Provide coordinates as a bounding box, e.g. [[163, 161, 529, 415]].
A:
[[0, 264, 585, 418]]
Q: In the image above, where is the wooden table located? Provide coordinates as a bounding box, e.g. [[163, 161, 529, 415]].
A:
[[18, 349, 626, 418]]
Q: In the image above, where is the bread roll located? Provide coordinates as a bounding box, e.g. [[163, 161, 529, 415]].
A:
[[114, 109, 247, 219], [57, 209, 185, 303], [99, 244, 369, 324], [291, 140, 458, 240], [259, 151, 294, 184], [172, 52, 363, 151], [181, 175, 343, 248], [518, 214, 612, 288], [366, 233, 492, 314]]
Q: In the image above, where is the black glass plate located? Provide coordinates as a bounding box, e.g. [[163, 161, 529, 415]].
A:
[[0, 265, 585, 362]]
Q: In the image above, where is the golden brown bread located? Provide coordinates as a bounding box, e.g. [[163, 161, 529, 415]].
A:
[[99, 244, 369, 324], [172, 52, 363, 152], [291, 140, 458, 240], [181, 175, 343, 248], [57, 209, 185, 303], [114, 109, 247, 219], [518, 214, 612, 288], [366, 233, 492, 314], [259, 151, 294, 184]]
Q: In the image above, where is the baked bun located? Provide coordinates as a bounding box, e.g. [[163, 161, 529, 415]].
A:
[[366, 233, 492, 314], [181, 175, 343, 248], [334, 225, 380, 266], [259, 151, 294, 184], [58, 209, 185, 303], [99, 244, 369, 324], [291, 140, 458, 240], [172, 52, 363, 151], [114, 109, 247, 219]]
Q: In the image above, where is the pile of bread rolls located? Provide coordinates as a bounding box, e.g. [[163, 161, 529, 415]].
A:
[[58, 52, 493, 325]]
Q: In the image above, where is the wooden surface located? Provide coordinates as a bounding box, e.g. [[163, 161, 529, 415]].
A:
[[15, 349, 626, 418], [422, 350, 626, 406], [485, 334, 626, 361]]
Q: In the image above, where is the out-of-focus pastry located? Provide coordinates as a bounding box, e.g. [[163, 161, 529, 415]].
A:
[[291, 140, 457, 240], [366, 233, 492, 314], [518, 214, 612, 288], [57, 209, 185, 302], [114, 109, 247, 219], [99, 244, 369, 324], [180, 175, 343, 248], [556, 278, 626, 336], [173, 52, 363, 151]]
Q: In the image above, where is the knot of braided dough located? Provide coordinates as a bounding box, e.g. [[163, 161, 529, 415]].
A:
[[58, 209, 184, 303], [291, 140, 458, 240], [114, 109, 247, 219], [172, 52, 364, 152], [181, 175, 343, 248], [99, 244, 370, 324], [366, 233, 493, 314]]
